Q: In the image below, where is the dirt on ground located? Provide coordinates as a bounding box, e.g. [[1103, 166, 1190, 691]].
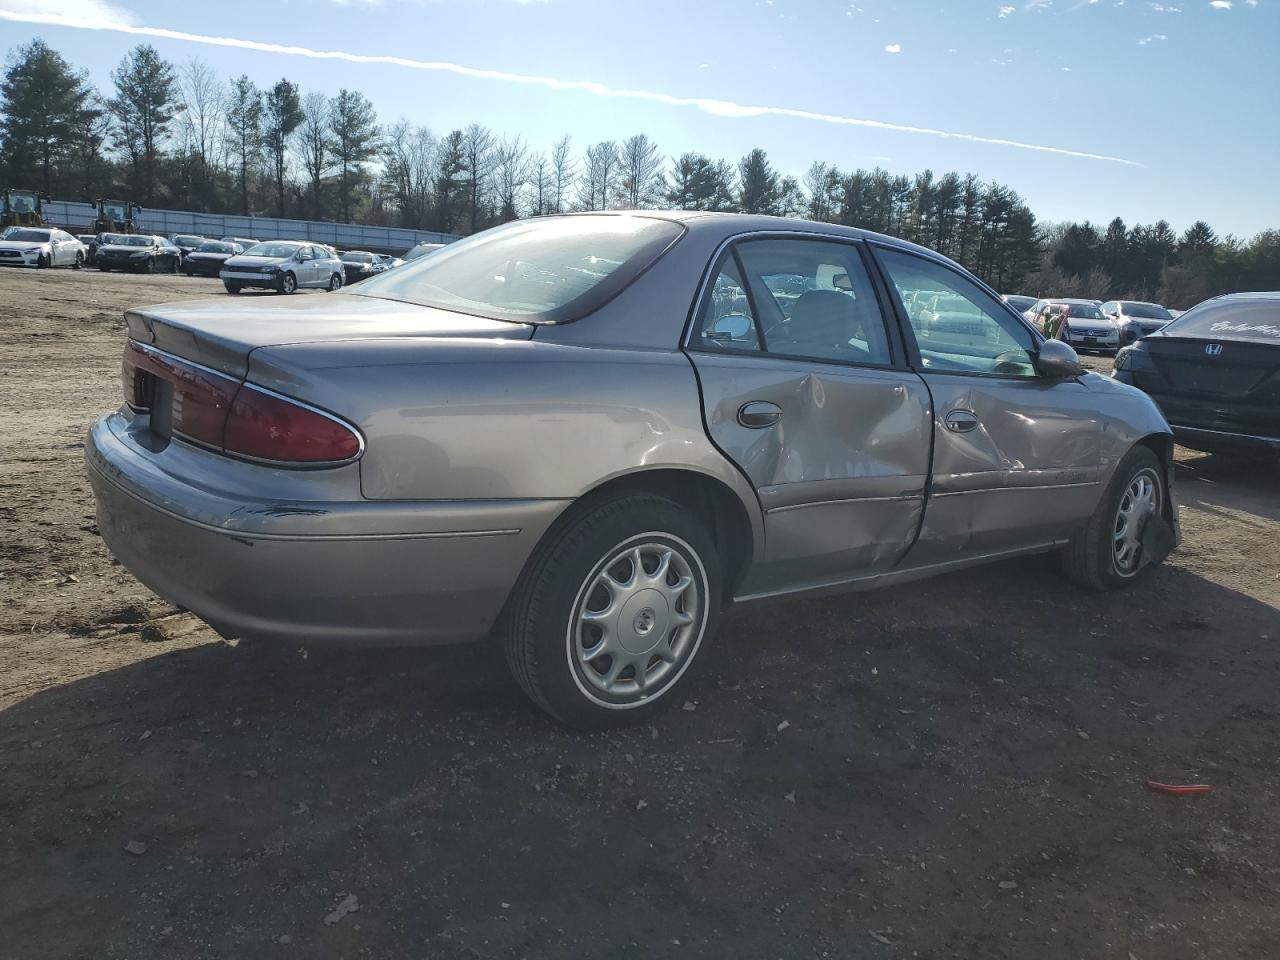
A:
[[1, 267, 1278, 960]]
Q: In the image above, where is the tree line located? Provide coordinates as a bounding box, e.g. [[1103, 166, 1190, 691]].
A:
[[2, 38, 1276, 306]]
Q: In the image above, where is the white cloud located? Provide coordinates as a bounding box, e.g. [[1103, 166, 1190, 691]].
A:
[[1137, 32, 1169, 42], [0, 0, 134, 24], [1209, 0, 1231, 7], [0, 9, 1142, 166], [884, 42, 902, 53], [998, 5, 1016, 16]]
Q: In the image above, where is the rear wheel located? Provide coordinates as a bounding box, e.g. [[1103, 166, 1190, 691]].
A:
[[223, 280, 242, 294], [143, 257, 155, 274], [73, 251, 84, 270], [1061, 446, 1167, 591], [502, 493, 721, 729], [328, 272, 343, 292]]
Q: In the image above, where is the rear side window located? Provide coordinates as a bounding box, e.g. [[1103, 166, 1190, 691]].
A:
[[1162, 299, 1280, 343], [351, 216, 683, 324]]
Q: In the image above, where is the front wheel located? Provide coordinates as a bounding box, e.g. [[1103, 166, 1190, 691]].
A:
[[1061, 446, 1169, 591], [502, 493, 721, 729], [223, 280, 242, 294], [37, 253, 50, 269], [277, 271, 298, 295]]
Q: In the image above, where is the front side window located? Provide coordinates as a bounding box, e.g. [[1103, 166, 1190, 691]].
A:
[[877, 247, 1037, 377], [352, 216, 683, 324], [736, 238, 893, 366]]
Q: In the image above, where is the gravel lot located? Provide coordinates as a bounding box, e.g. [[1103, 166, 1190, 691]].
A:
[[2, 268, 1278, 959]]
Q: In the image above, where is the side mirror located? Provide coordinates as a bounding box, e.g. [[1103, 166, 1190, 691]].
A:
[[1035, 338, 1083, 379], [710, 313, 753, 340]]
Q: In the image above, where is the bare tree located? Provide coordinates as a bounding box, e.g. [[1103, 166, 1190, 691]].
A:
[[576, 140, 618, 211], [492, 136, 529, 222], [529, 153, 550, 217], [617, 133, 663, 209], [550, 134, 575, 214], [295, 91, 329, 219], [176, 58, 225, 209], [461, 123, 496, 232], [224, 74, 262, 215], [383, 119, 437, 228]]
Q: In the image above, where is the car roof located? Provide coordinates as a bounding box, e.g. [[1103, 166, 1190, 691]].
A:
[[1048, 298, 1098, 305], [1118, 300, 1164, 308], [1208, 291, 1280, 303]]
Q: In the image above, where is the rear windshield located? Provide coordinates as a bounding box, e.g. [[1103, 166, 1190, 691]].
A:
[[1120, 302, 1173, 321], [342, 252, 374, 263], [5, 229, 50, 242], [352, 216, 684, 323], [1161, 299, 1280, 343], [244, 241, 301, 258]]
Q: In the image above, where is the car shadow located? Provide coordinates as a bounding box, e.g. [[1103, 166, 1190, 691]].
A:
[[3, 459, 1279, 958]]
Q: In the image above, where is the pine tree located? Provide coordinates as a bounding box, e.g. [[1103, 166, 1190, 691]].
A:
[[1, 40, 97, 195], [109, 45, 177, 205], [225, 75, 262, 215], [737, 149, 778, 215], [263, 79, 302, 218], [328, 88, 379, 223]]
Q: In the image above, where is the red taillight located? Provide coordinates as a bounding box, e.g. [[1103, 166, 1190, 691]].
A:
[[121, 341, 361, 466], [224, 386, 362, 464]]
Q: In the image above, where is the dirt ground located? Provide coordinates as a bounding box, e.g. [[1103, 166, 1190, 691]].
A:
[[1, 267, 1278, 960]]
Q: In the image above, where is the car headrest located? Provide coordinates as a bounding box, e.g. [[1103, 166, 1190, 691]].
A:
[[789, 290, 860, 344]]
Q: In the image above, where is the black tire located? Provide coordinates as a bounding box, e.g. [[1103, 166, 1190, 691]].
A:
[[169, 257, 179, 274], [73, 252, 84, 270], [143, 257, 155, 274], [1061, 445, 1167, 591], [223, 280, 242, 294], [37, 253, 50, 269], [502, 493, 722, 729], [328, 272, 343, 292], [277, 271, 298, 295], [98, 265, 111, 272]]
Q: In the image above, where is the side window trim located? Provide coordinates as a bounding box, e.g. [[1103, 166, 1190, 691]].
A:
[[866, 241, 1044, 381], [728, 245, 767, 352]]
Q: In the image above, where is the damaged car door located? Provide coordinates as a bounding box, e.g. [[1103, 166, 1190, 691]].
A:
[[687, 235, 932, 596]]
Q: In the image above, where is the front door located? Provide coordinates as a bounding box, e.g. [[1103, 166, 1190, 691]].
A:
[[688, 236, 933, 597], [871, 245, 1103, 564]]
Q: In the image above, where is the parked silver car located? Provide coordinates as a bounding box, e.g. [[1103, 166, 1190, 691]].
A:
[[86, 213, 1179, 727], [1101, 300, 1175, 345], [220, 240, 345, 294]]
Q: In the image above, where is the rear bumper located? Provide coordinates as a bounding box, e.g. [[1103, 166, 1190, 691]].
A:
[[1170, 423, 1280, 457], [85, 413, 567, 646]]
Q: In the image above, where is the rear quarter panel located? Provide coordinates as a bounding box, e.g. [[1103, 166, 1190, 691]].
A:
[[245, 337, 766, 555]]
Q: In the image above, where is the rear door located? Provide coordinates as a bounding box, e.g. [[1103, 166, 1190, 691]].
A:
[[687, 235, 932, 596], [871, 245, 1104, 563]]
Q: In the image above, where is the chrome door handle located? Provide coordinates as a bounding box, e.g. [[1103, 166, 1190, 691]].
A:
[[737, 401, 783, 429], [944, 410, 980, 433]]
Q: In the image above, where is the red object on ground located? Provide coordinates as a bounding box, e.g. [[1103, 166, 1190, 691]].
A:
[[1145, 780, 1213, 796]]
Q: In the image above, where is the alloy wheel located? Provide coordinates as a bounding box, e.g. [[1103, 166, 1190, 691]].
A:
[[568, 535, 706, 707], [1113, 468, 1161, 576]]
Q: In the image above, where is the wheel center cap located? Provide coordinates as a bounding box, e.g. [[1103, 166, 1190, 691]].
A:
[[618, 589, 670, 655]]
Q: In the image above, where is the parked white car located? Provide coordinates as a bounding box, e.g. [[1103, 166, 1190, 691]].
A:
[[0, 227, 85, 269]]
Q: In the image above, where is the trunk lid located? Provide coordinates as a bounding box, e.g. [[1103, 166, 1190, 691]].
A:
[[1132, 334, 1280, 435], [124, 293, 536, 378]]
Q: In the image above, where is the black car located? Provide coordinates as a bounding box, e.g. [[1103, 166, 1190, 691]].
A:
[[1112, 292, 1279, 457], [169, 233, 208, 260], [95, 234, 182, 273], [183, 240, 245, 277], [339, 250, 382, 284]]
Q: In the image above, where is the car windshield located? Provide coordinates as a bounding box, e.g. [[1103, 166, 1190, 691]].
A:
[[1004, 296, 1036, 310], [342, 252, 374, 263], [1162, 299, 1280, 343], [1121, 302, 1173, 320], [99, 233, 127, 244], [5, 229, 50, 242], [353, 216, 684, 323], [244, 241, 301, 258], [1064, 304, 1105, 320], [114, 236, 152, 247], [195, 242, 234, 253], [173, 235, 203, 245]]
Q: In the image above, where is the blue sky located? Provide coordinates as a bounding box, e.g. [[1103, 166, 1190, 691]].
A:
[[1, 0, 1276, 236]]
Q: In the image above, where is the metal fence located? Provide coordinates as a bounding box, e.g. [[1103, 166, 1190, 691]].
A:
[[43, 200, 459, 254]]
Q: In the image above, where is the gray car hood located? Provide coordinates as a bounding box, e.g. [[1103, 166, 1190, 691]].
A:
[[125, 292, 535, 378], [0, 240, 48, 251]]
